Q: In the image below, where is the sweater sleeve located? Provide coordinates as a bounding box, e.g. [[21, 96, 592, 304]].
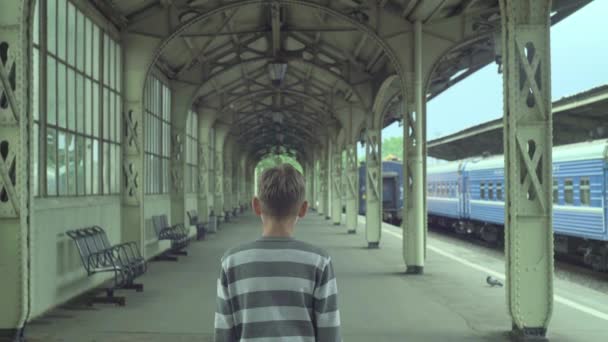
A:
[[214, 265, 236, 342], [313, 258, 342, 342]]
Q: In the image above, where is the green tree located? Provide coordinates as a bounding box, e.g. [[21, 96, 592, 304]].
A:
[[382, 136, 403, 160], [255, 154, 303, 175]]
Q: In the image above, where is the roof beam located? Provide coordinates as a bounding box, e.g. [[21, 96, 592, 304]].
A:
[[271, 2, 281, 57]]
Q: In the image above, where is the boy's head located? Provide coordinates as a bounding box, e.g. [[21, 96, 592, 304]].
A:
[[253, 163, 308, 222]]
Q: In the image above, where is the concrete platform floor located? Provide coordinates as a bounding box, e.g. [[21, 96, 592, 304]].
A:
[[26, 212, 608, 341]]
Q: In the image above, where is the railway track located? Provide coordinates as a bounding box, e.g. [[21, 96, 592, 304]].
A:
[[426, 223, 608, 293]]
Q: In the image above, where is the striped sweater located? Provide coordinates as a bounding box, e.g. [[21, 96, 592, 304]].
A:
[[214, 236, 341, 342]]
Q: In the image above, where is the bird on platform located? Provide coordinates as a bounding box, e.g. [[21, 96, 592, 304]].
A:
[[486, 276, 503, 287]]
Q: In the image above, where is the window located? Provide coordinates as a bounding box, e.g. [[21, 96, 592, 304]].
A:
[[144, 76, 171, 194], [564, 179, 573, 204], [32, 0, 121, 197], [580, 178, 590, 206], [496, 182, 503, 200], [102, 33, 122, 195], [552, 180, 558, 204], [488, 182, 494, 200], [480, 182, 485, 199], [185, 110, 198, 193]]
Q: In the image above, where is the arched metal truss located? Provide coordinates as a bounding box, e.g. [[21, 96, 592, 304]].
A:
[[96, 0, 592, 161]]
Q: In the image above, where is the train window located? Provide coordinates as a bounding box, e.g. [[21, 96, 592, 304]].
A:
[[480, 182, 485, 199], [580, 178, 590, 206], [552, 180, 558, 204], [564, 179, 574, 204], [488, 182, 494, 200], [496, 182, 503, 200]]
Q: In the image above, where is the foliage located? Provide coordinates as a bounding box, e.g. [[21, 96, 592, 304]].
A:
[[255, 154, 303, 175], [381, 136, 403, 161], [358, 136, 404, 163]]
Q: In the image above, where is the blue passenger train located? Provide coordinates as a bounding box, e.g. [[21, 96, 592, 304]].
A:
[[356, 140, 608, 271], [358, 160, 404, 224], [428, 139, 608, 271]]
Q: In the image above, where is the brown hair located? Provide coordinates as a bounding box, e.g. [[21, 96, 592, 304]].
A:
[[258, 163, 306, 218]]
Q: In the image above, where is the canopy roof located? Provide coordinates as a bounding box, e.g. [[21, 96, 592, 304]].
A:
[[95, 0, 591, 163], [428, 84, 608, 161]]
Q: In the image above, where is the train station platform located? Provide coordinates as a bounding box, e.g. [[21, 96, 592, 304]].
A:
[[24, 213, 608, 342]]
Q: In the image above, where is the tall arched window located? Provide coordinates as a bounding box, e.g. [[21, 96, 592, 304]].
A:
[[32, 0, 121, 197]]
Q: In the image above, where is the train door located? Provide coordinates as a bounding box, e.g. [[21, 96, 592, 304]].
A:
[[459, 164, 470, 219], [604, 163, 608, 239]]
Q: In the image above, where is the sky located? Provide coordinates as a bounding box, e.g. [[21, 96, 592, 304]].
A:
[[380, 0, 608, 142]]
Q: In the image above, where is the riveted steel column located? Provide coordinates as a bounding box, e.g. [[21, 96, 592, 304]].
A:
[[500, 0, 554, 338], [345, 143, 358, 234], [365, 123, 382, 248], [223, 142, 233, 220], [238, 154, 246, 211], [324, 143, 332, 220], [318, 149, 327, 216], [214, 123, 228, 224], [331, 145, 342, 225], [122, 32, 158, 258], [305, 161, 313, 209], [233, 151, 241, 214], [402, 21, 426, 274], [170, 84, 196, 229], [197, 108, 216, 223], [0, 0, 29, 336]]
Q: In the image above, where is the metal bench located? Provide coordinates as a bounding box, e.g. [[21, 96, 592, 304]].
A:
[[66, 226, 146, 306], [152, 214, 190, 261], [187, 210, 207, 240]]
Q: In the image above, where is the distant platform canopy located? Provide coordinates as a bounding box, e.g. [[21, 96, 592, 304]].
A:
[[427, 85, 608, 161]]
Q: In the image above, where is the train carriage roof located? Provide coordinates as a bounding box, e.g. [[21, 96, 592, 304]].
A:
[[464, 139, 608, 171], [427, 160, 463, 175]]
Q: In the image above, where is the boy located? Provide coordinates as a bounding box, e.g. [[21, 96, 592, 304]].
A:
[[214, 163, 342, 342]]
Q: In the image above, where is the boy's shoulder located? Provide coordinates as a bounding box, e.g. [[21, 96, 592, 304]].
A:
[[221, 238, 331, 262]]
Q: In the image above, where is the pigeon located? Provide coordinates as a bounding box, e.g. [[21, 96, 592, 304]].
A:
[[486, 276, 503, 287]]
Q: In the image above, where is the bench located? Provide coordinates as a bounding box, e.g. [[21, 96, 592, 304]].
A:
[[187, 210, 207, 240], [66, 226, 146, 306], [152, 214, 190, 261]]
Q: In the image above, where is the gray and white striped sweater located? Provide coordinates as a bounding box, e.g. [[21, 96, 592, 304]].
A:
[[214, 236, 341, 342]]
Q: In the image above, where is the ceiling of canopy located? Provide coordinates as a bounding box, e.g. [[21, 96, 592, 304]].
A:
[[98, 0, 591, 163]]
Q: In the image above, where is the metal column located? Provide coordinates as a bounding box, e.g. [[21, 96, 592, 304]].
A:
[[214, 124, 228, 224], [306, 161, 315, 210], [331, 146, 342, 225], [223, 143, 232, 220], [345, 143, 358, 234], [121, 32, 158, 258], [325, 143, 332, 220], [169, 85, 197, 229], [197, 108, 216, 225], [365, 124, 382, 248], [318, 149, 327, 217], [0, 0, 29, 336], [402, 21, 426, 274], [500, 0, 554, 338]]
